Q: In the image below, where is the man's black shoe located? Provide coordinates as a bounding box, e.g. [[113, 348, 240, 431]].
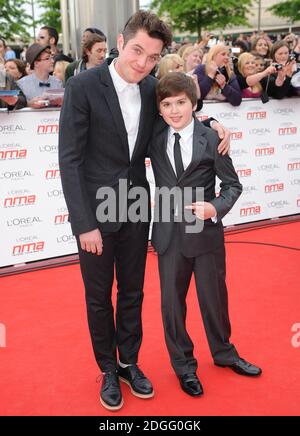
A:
[[118, 364, 154, 398], [178, 373, 204, 397], [100, 371, 123, 411], [215, 358, 262, 376]]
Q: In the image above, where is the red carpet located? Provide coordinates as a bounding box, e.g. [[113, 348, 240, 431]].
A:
[[1, 221, 300, 416]]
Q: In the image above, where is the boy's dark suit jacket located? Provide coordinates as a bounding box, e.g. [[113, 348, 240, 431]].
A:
[[150, 117, 243, 257]]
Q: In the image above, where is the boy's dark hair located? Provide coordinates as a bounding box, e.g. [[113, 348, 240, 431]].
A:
[[156, 72, 198, 107], [41, 26, 59, 45], [82, 34, 106, 63], [122, 10, 172, 50]]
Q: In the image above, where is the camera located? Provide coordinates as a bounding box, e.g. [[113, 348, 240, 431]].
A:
[[215, 66, 229, 83], [288, 53, 296, 62], [273, 63, 283, 71]]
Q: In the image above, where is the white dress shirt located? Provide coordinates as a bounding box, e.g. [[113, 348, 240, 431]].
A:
[[109, 60, 141, 160], [167, 119, 194, 175]]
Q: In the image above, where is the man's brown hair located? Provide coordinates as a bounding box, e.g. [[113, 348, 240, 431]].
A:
[[156, 72, 198, 107], [122, 10, 172, 50]]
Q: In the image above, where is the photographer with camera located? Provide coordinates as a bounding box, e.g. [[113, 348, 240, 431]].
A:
[[270, 41, 298, 98], [194, 44, 242, 106], [236, 52, 277, 100]]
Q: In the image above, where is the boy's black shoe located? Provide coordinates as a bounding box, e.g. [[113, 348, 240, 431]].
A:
[[215, 358, 262, 376], [178, 373, 204, 397]]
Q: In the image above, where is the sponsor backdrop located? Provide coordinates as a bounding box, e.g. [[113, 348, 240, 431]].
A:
[[1, 99, 300, 268]]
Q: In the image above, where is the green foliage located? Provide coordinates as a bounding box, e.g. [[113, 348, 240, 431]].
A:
[[150, 0, 253, 38], [268, 0, 300, 23], [0, 0, 31, 41], [37, 0, 61, 33]]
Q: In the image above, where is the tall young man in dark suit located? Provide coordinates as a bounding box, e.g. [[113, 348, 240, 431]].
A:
[[151, 73, 262, 397], [59, 11, 231, 410]]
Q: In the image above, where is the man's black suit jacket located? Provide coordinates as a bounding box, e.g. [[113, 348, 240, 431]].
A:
[[59, 60, 157, 235], [150, 118, 243, 257]]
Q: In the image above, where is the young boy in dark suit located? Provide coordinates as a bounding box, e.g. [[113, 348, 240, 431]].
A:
[[150, 72, 262, 397]]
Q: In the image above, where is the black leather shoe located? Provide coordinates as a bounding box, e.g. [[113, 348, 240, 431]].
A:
[[118, 364, 154, 398], [178, 373, 204, 397], [215, 358, 262, 376], [100, 371, 124, 411]]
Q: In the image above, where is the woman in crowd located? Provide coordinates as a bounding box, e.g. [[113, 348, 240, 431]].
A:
[[157, 54, 184, 79], [236, 52, 276, 98], [254, 55, 266, 73], [194, 44, 242, 106], [0, 61, 26, 110], [270, 41, 297, 97], [53, 54, 72, 84], [251, 36, 272, 59], [53, 60, 70, 83], [64, 34, 107, 83], [157, 54, 201, 103], [182, 46, 203, 74], [5, 59, 27, 81]]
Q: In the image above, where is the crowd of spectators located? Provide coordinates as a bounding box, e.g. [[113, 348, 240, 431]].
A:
[[157, 30, 300, 106], [0, 25, 300, 111]]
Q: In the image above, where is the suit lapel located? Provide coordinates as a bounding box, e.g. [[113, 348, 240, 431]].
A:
[[99, 63, 130, 160]]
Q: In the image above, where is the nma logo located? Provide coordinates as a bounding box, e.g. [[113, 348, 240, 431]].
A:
[[0, 149, 27, 160], [37, 124, 59, 135]]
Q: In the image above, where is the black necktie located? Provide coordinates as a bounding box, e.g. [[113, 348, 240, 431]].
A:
[[39, 82, 50, 87], [173, 133, 184, 179]]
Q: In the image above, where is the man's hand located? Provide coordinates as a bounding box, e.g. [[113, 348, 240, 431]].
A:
[[79, 228, 103, 256], [0, 95, 18, 106], [185, 202, 217, 220], [211, 120, 231, 155]]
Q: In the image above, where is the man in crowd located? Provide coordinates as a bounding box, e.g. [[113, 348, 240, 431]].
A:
[[17, 43, 63, 109], [37, 26, 61, 57]]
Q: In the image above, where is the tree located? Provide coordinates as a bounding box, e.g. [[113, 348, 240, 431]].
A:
[[37, 0, 61, 33], [268, 0, 300, 23], [150, 0, 253, 39], [0, 0, 31, 41]]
